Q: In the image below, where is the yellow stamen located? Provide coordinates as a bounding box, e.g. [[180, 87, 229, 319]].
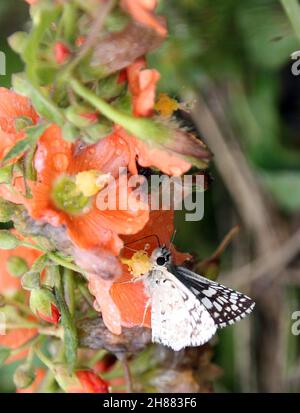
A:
[[121, 250, 152, 278], [75, 170, 111, 197], [155, 93, 180, 117]]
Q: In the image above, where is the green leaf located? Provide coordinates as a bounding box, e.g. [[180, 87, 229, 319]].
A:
[[0, 347, 11, 367], [13, 74, 65, 126], [55, 285, 78, 373], [3, 124, 47, 164]]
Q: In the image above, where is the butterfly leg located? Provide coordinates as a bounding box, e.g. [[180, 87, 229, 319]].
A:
[[114, 273, 149, 286], [140, 298, 151, 327]]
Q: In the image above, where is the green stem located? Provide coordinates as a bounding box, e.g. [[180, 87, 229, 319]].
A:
[[39, 326, 64, 339], [34, 347, 55, 371], [63, 268, 75, 316], [5, 322, 39, 329], [78, 283, 94, 307], [20, 241, 47, 253], [281, 0, 300, 43], [48, 252, 84, 273], [70, 77, 165, 144], [88, 350, 107, 368], [4, 297, 32, 316], [61, 0, 115, 76]]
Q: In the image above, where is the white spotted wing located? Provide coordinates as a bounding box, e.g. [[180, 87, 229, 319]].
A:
[[175, 266, 255, 328], [144, 267, 217, 351]]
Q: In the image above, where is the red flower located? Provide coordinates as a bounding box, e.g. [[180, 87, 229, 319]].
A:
[[69, 371, 109, 393], [127, 57, 160, 117], [121, 0, 167, 37]]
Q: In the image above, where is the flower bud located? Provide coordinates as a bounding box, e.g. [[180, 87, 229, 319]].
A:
[[29, 288, 60, 324], [0, 200, 21, 222], [54, 366, 109, 393], [8, 31, 28, 54], [0, 231, 21, 250], [73, 371, 109, 393], [6, 256, 29, 278], [13, 364, 35, 389], [54, 42, 71, 65]]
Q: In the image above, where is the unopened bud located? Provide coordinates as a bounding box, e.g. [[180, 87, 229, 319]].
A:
[[13, 364, 35, 389], [0, 200, 21, 222], [6, 256, 29, 278], [30, 288, 60, 324], [54, 42, 71, 65], [0, 231, 21, 250], [8, 31, 28, 54]]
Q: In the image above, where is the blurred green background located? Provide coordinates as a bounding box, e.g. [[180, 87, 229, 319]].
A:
[[1, 0, 300, 392]]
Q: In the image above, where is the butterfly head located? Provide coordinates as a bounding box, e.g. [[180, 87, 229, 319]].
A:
[[151, 246, 172, 267]]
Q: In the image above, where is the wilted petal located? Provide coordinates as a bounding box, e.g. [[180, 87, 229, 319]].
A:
[[91, 21, 164, 76]]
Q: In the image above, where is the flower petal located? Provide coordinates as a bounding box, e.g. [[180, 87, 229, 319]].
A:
[[87, 275, 122, 335], [121, 0, 167, 37]]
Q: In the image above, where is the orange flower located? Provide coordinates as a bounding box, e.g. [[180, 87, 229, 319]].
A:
[[120, 128, 193, 176], [0, 88, 38, 161], [127, 57, 160, 117], [10, 125, 149, 255], [88, 210, 190, 333], [121, 0, 167, 37]]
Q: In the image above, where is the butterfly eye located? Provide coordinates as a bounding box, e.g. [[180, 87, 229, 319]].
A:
[[156, 256, 166, 266]]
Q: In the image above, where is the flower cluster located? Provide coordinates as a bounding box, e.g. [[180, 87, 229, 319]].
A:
[[0, 0, 211, 393]]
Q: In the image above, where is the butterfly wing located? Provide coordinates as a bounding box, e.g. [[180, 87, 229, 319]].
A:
[[174, 266, 255, 328], [149, 268, 217, 351]]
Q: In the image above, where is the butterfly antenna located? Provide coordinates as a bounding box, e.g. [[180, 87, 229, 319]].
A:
[[169, 229, 177, 249], [123, 245, 139, 253], [124, 234, 161, 248]]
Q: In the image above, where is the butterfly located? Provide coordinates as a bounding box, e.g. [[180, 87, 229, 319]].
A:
[[141, 245, 255, 351]]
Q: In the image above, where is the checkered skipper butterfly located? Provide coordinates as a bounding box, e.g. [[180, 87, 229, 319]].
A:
[[143, 246, 255, 351]]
